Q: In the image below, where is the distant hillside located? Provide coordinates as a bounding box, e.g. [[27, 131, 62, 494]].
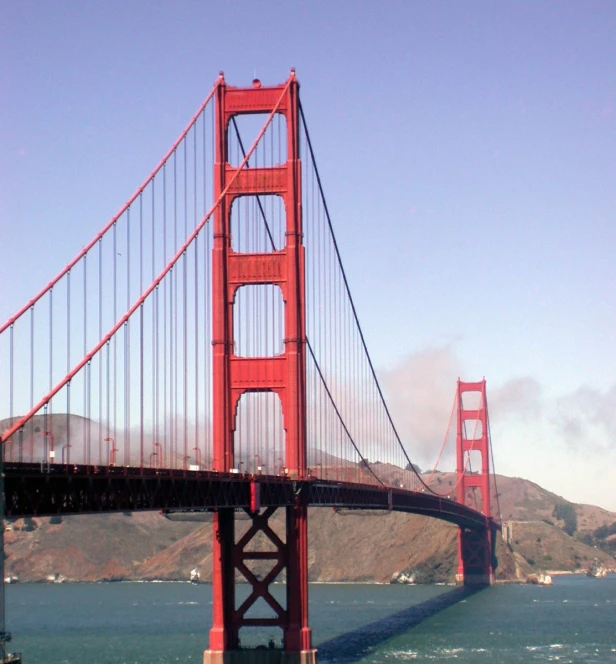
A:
[[4, 472, 615, 584]]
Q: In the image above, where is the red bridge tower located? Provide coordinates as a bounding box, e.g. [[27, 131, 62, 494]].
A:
[[455, 379, 496, 585], [204, 71, 315, 664]]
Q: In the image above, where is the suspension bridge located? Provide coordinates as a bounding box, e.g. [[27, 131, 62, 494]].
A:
[[0, 70, 500, 664]]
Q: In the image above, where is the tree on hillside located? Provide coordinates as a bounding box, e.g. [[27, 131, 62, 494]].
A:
[[593, 521, 616, 541], [553, 502, 578, 536]]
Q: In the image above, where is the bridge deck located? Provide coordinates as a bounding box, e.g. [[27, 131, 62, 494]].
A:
[[3, 463, 493, 530]]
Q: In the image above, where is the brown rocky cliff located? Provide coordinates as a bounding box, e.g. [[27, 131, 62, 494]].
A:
[[5, 509, 508, 583]]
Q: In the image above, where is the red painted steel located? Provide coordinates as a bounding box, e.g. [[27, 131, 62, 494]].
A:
[[208, 70, 313, 658], [455, 379, 494, 584]]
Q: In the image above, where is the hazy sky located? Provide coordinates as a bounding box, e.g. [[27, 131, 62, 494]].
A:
[[2, 2, 615, 510]]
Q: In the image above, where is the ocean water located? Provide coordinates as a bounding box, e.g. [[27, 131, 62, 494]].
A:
[[5, 575, 615, 663]]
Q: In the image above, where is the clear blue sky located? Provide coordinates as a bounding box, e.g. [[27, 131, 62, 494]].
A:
[[2, 1, 615, 510]]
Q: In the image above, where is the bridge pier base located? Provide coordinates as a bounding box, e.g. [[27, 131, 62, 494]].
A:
[[455, 526, 495, 586], [204, 650, 316, 664], [205, 501, 316, 664]]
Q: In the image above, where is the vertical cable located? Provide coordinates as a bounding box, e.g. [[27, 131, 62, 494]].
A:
[[9, 325, 14, 459], [43, 404, 48, 470], [194, 232, 200, 464], [98, 239, 103, 464], [193, 117, 200, 464], [106, 340, 110, 463], [203, 105, 210, 462], [83, 254, 88, 461], [126, 208, 131, 465], [29, 306, 34, 461], [66, 270, 71, 463], [183, 137, 188, 468], [163, 164, 168, 467], [206, 106, 214, 469], [139, 189, 144, 466], [124, 318, 129, 466], [139, 301, 144, 470], [48, 289, 53, 464], [155, 285, 160, 466], [113, 222, 117, 457], [66, 380, 71, 465], [173, 150, 178, 467], [152, 176, 158, 465], [86, 359, 91, 466]]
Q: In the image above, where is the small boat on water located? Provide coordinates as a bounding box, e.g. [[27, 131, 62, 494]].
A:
[[586, 559, 607, 578], [190, 568, 200, 584], [3, 574, 18, 585]]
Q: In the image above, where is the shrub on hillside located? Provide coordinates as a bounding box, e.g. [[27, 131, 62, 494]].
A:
[[553, 502, 577, 536], [593, 521, 616, 541]]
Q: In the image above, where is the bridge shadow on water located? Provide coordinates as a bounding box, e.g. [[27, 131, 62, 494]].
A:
[[316, 585, 484, 663]]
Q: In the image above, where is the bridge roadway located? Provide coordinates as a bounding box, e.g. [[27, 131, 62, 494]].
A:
[[2, 463, 492, 530]]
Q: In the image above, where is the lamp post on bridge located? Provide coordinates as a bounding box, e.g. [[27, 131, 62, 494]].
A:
[[254, 454, 263, 475], [104, 437, 117, 467], [153, 442, 163, 469], [193, 446, 202, 469], [149, 452, 158, 468], [61, 444, 71, 465], [45, 431, 55, 467]]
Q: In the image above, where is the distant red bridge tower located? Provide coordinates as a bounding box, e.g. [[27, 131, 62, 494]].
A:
[[455, 379, 496, 585], [205, 71, 315, 664]]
